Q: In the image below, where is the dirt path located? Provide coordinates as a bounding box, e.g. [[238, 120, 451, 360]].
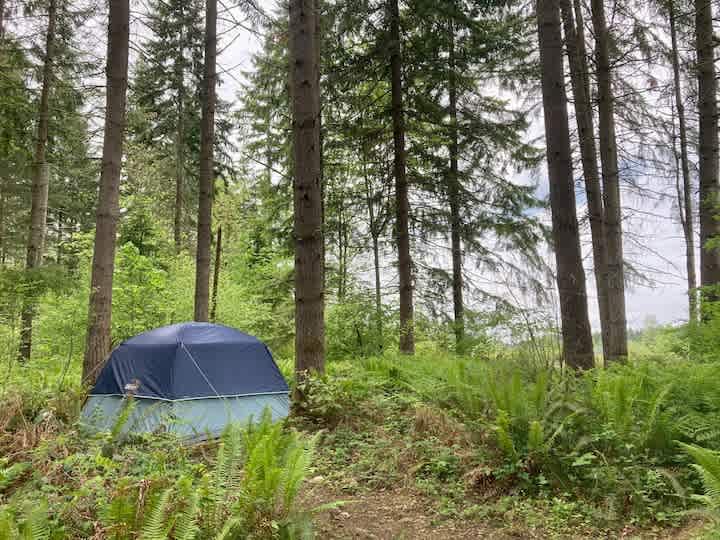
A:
[[303, 483, 707, 540], [304, 484, 503, 539]]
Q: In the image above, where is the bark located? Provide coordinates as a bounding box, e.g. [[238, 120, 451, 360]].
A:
[[82, 0, 130, 384], [362, 142, 384, 346], [210, 226, 221, 322], [536, 0, 594, 370], [0, 0, 6, 39], [193, 0, 217, 322], [174, 43, 185, 253], [447, 18, 464, 350], [695, 0, 720, 290], [372, 231, 383, 342], [669, 0, 698, 321], [388, 0, 414, 354], [0, 185, 4, 266], [19, 0, 57, 362], [289, 0, 325, 377], [56, 209, 62, 264], [560, 0, 612, 362], [590, 0, 627, 363]]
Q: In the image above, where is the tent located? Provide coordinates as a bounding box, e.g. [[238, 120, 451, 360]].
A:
[[81, 322, 290, 440]]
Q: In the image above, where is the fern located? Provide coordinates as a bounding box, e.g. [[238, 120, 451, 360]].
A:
[[527, 420, 544, 454], [680, 443, 720, 509], [494, 410, 517, 460], [0, 460, 30, 493], [21, 501, 50, 540], [0, 507, 19, 540], [140, 485, 174, 540], [100, 487, 138, 539], [172, 476, 200, 540]]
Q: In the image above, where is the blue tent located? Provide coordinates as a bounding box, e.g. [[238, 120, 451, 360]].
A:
[[81, 322, 290, 440]]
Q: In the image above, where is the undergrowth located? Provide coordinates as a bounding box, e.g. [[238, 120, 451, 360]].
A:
[[0, 409, 317, 539], [297, 349, 720, 534], [1, 328, 720, 537]]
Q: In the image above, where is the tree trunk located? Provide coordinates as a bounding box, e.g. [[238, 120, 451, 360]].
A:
[[447, 17, 464, 351], [19, 0, 57, 362], [559, 0, 612, 362], [669, 0, 698, 321], [82, 0, 130, 384], [289, 0, 325, 377], [0, 0, 6, 39], [174, 43, 185, 253], [0, 185, 4, 267], [210, 225, 221, 322], [388, 0, 414, 354], [372, 231, 383, 343], [193, 0, 217, 322], [695, 0, 720, 291], [590, 0, 627, 363], [536, 0, 594, 370], [362, 145, 384, 347]]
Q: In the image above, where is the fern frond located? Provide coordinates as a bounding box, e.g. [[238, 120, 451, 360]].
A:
[[0, 507, 19, 540], [173, 476, 200, 540], [139, 486, 174, 540], [681, 443, 720, 509], [21, 501, 50, 540]]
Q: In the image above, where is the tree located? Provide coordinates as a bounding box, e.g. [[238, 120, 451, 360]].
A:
[[18, 0, 57, 361], [695, 0, 720, 292], [193, 0, 217, 322], [446, 14, 463, 347], [560, 0, 612, 362], [667, 0, 697, 320], [388, 0, 414, 354], [536, 0, 594, 370], [589, 0, 628, 363], [83, 0, 130, 384], [132, 0, 204, 252], [289, 0, 325, 377], [210, 225, 221, 321]]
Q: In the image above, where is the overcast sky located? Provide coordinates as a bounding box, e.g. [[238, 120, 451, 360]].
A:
[[212, 0, 691, 330]]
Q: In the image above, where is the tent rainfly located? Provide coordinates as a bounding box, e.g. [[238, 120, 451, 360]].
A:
[[81, 322, 290, 440]]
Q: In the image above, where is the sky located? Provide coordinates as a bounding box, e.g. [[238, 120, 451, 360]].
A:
[[210, 0, 692, 331]]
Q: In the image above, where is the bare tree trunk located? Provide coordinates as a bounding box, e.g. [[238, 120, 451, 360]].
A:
[[289, 0, 325, 377], [388, 0, 414, 354], [362, 144, 384, 346], [193, 0, 217, 322], [560, 0, 611, 362], [695, 0, 720, 291], [372, 231, 383, 341], [447, 17, 464, 351], [668, 0, 698, 321], [82, 0, 130, 384], [0, 0, 6, 39], [0, 184, 4, 267], [174, 43, 185, 253], [536, 0, 594, 370], [19, 0, 57, 362], [210, 225, 221, 322], [56, 209, 62, 264], [590, 0, 627, 363]]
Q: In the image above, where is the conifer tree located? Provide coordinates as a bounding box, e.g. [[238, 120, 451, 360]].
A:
[[194, 0, 217, 322], [132, 0, 204, 252], [83, 0, 130, 383], [290, 0, 325, 376], [536, 0, 594, 370]]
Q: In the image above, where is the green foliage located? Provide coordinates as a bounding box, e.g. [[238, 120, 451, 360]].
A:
[[0, 411, 316, 539]]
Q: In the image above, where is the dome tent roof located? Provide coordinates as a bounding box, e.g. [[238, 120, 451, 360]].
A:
[[90, 322, 289, 401]]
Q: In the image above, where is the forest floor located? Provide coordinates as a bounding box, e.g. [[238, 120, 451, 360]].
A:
[[288, 367, 711, 540], [304, 482, 705, 539]]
